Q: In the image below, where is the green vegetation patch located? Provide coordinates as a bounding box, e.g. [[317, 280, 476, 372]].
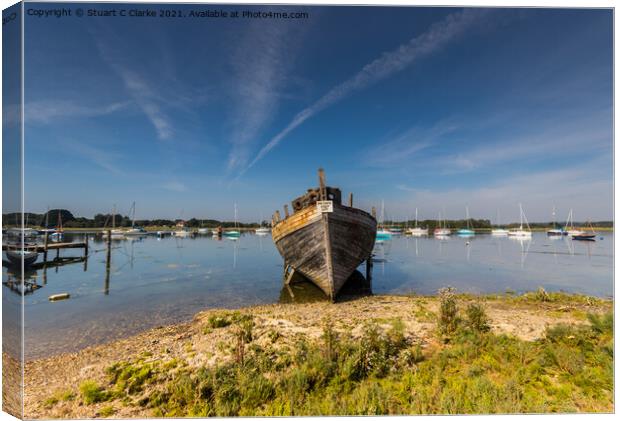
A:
[[84, 299, 612, 416]]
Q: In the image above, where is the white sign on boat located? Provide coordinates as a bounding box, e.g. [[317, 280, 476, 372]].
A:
[[317, 200, 334, 213]]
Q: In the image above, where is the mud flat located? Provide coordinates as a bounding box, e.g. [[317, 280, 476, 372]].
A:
[[24, 291, 613, 418]]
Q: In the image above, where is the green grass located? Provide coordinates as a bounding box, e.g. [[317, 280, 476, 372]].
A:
[[79, 380, 110, 405], [72, 300, 613, 416], [99, 405, 116, 417]]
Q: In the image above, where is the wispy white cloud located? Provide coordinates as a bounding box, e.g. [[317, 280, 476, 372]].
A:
[[161, 181, 188, 192], [439, 112, 611, 174], [390, 162, 612, 221], [24, 100, 129, 124], [362, 120, 459, 167], [226, 20, 303, 172], [240, 8, 486, 176], [61, 139, 125, 176], [95, 37, 174, 140]]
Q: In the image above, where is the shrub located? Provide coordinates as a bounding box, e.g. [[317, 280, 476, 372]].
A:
[[465, 303, 491, 333], [438, 287, 459, 336], [79, 380, 108, 404], [208, 314, 232, 328]]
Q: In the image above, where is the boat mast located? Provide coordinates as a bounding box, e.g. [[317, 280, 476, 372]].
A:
[[519, 203, 524, 230], [466, 206, 471, 230], [564, 209, 573, 231], [112, 204, 116, 229], [415, 208, 418, 228], [131, 201, 136, 228], [234, 203, 238, 230]]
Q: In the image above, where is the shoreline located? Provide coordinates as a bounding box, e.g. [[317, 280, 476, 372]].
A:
[[21, 290, 613, 418]]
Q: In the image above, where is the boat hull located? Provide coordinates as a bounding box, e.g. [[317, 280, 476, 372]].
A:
[[272, 203, 377, 300], [5, 250, 38, 267], [572, 234, 596, 241]]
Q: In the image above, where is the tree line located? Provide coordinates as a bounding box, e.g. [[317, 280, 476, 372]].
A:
[[2, 209, 613, 229], [2, 210, 267, 229]]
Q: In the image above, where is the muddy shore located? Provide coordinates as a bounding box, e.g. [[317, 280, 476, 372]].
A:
[[22, 292, 612, 418]]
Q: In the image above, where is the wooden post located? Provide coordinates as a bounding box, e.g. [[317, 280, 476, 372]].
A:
[[366, 257, 373, 292], [348, 192, 353, 207], [83, 234, 89, 272], [371, 206, 377, 219], [284, 204, 290, 218], [318, 168, 327, 201], [274, 210, 281, 223], [105, 229, 111, 295], [43, 231, 49, 264]]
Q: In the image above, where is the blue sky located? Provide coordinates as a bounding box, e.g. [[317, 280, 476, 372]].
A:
[[19, 4, 612, 222]]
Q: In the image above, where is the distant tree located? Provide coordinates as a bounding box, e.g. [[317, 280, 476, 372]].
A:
[[42, 209, 75, 228]]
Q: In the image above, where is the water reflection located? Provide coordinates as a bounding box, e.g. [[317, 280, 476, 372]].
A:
[[2, 231, 612, 359], [278, 270, 372, 304]]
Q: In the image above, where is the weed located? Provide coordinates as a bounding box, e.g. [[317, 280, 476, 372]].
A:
[[79, 380, 109, 405], [438, 287, 459, 336], [99, 405, 116, 417], [465, 303, 491, 333]]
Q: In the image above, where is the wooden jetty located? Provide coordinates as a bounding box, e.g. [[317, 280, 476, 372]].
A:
[[2, 231, 89, 270], [272, 169, 377, 301]]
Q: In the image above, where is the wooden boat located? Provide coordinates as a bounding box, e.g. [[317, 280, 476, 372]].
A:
[[272, 169, 377, 301]]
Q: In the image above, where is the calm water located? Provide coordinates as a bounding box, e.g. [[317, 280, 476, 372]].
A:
[[2, 231, 613, 359]]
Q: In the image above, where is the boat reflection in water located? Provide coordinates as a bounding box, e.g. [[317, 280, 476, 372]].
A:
[[279, 269, 372, 304]]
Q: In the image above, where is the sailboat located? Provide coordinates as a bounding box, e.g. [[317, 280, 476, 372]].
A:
[[434, 211, 451, 237], [124, 202, 147, 235], [255, 213, 271, 234], [572, 219, 596, 241], [102, 205, 126, 239], [197, 219, 210, 234], [49, 210, 64, 242], [547, 206, 566, 236], [223, 204, 241, 238], [508, 203, 532, 238], [407, 208, 428, 236], [564, 209, 585, 236], [456, 206, 475, 236], [376, 200, 393, 239], [491, 209, 509, 236]]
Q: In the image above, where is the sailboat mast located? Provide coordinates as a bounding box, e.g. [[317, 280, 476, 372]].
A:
[[112, 204, 116, 229], [234, 203, 238, 230], [415, 208, 418, 228], [131, 201, 136, 228], [466, 206, 471, 229]]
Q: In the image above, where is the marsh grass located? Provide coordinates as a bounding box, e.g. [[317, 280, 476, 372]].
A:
[[66, 298, 613, 416]]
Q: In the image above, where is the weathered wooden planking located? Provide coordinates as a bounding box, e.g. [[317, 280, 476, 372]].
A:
[[2, 242, 86, 252], [273, 203, 376, 299]]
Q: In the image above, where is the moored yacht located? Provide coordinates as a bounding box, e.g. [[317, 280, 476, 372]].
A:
[[508, 203, 532, 238]]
